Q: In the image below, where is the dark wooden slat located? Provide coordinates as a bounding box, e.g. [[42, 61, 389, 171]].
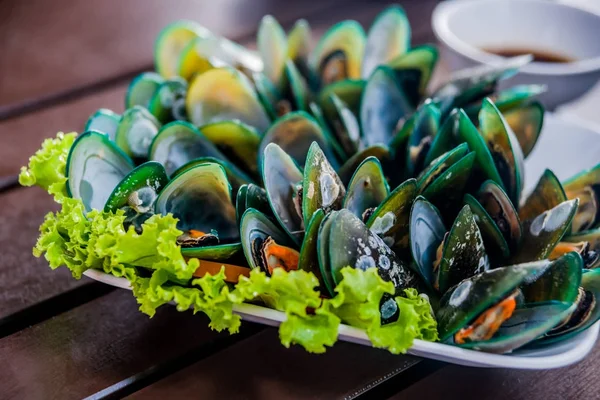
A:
[[0, 289, 260, 399], [127, 329, 420, 400], [0, 0, 345, 113], [390, 344, 600, 400]]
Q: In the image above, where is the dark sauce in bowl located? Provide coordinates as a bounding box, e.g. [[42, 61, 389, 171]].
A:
[[483, 47, 575, 63]]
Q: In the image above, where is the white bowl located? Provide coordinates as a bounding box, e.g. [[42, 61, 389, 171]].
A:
[[432, 0, 600, 110]]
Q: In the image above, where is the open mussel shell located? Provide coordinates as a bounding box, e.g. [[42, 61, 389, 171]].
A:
[[361, 5, 410, 79], [431, 55, 532, 118], [477, 180, 522, 253], [511, 199, 579, 263], [199, 120, 261, 177], [149, 121, 232, 176], [240, 208, 299, 274], [329, 93, 362, 157], [236, 183, 273, 226], [421, 152, 476, 224], [360, 65, 414, 146], [281, 60, 311, 112], [154, 162, 239, 242], [287, 19, 315, 87], [521, 252, 583, 304], [115, 106, 161, 160], [426, 109, 504, 191], [154, 21, 211, 78], [343, 156, 390, 220], [479, 98, 525, 205], [566, 228, 600, 254], [172, 157, 252, 198], [456, 301, 574, 354], [181, 242, 244, 263], [84, 108, 120, 141], [409, 196, 446, 287], [464, 194, 511, 263], [148, 77, 188, 124], [562, 162, 600, 233], [253, 72, 281, 119], [66, 131, 134, 212], [319, 79, 364, 119], [311, 20, 365, 85], [416, 143, 469, 192], [338, 145, 391, 185], [323, 209, 418, 293], [366, 178, 417, 253], [549, 241, 600, 270], [104, 161, 168, 213], [405, 101, 441, 177], [388, 45, 438, 109], [298, 208, 326, 284], [436, 259, 552, 342], [259, 111, 334, 170], [262, 143, 304, 244], [302, 142, 346, 224], [125, 72, 164, 109], [464, 84, 546, 119], [504, 100, 544, 158], [519, 169, 567, 223], [186, 67, 270, 132], [257, 15, 288, 88], [437, 205, 490, 293]]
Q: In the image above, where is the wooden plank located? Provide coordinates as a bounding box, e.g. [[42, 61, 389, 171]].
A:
[[128, 329, 420, 400], [389, 344, 600, 400], [0, 289, 260, 399], [0, 0, 345, 113]]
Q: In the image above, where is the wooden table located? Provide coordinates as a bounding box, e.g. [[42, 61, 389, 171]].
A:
[[1, 1, 598, 399]]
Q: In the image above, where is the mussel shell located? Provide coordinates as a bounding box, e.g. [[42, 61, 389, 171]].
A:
[[104, 161, 168, 213], [477, 180, 522, 252], [308, 101, 347, 163], [405, 101, 441, 177], [464, 84, 546, 119], [319, 79, 365, 120], [457, 301, 574, 354], [328, 209, 418, 293], [464, 194, 511, 262], [409, 196, 446, 287], [262, 143, 304, 244], [437, 205, 489, 294], [520, 252, 583, 304], [511, 199, 580, 263], [115, 106, 161, 159], [360, 65, 414, 146], [343, 156, 390, 220], [302, 142, 346, 224], [311, 20, 365, 84], [259, 111, 334, 170], [66, 131, 134, 212], [479, 98, 525, 205], [361, 5, 410, 79], [181, 242, 243, 262], [257, 15, 288, 87], [240, 208, 296, 271], [436, 259, 552, 341], [519, 169, 567, 222], [565, 228, 600, 253], [287, 19, 316, 89], [426, 109, 504, 191], [503, 100, 544, 158], [149, 121, 230, 176], [199, 120, 261, 177], [329, 93, 362, 157], [148, 78, 188, 124], [125, 72, 164, 109], [154, 21, 210, 78], [282, 60, 310, 112], [298, 208, 326, 284], [563, 162, 600, 232], [340, 146, 392, 186], [171, 157, 253, 197], [388, 45, 438, 109], [366, 178, 417, 253], [421, 152, 476, 224], [84, 108, 120, 141], [185, 67, 270, 132], [154, 162, 238, 241], [417, 143, 470, 192], [253, 72, 281, 119], [317, 211, 337, 296]]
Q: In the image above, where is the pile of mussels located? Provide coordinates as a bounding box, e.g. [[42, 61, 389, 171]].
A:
[[68, 6, 599, 353]]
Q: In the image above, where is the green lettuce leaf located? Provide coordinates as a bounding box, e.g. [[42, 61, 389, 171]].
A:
[[19, 131, 76, 201], [326, 267, 438, 354], [233, 269, 340, 353]]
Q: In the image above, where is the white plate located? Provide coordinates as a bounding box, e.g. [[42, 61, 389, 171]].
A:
[[84, 112, 600, 369]]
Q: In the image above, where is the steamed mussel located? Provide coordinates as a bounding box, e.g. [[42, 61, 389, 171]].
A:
[[63, 5, 600, 354]]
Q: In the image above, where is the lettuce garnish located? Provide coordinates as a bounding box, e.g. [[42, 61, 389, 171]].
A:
[[22, 132, 438, 355]]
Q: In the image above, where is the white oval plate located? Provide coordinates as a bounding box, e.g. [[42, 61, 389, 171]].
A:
[[84, 112, 600, 369]]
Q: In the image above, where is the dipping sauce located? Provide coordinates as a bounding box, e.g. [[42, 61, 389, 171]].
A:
[[483, 47, 574, 63]]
